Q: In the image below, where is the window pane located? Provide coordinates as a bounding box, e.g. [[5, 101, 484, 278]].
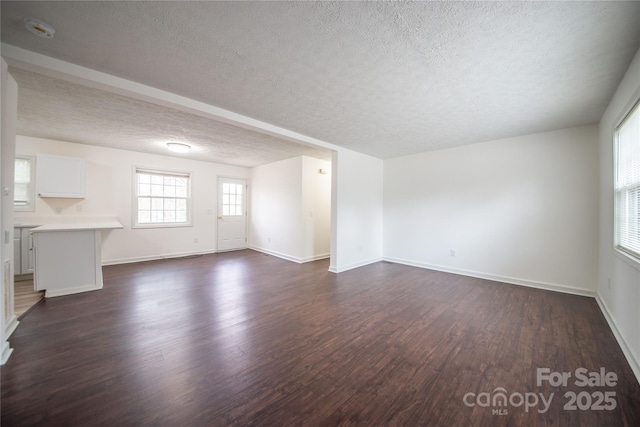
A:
[[138, 197, 151, 210], [15, 159, 30, 183], [176, 199, 186, 210], [151, 211, 164, 223], [138, 210, 150, 223], [151, 198, 163, 210], [151, 175, 163, 185], [223, 194, 229, 205], [14, 183, 29, 203], [176, 211, 187, 222], [176, 187, 187, 198], [223, 205, 229, 216], [138, 183, 150, 196], [151, 184, 163, 196], [236, 184, 243, 195], [138, 174, 151, 184], [164, 210, 175, 222], [165, 199, 176, 210], [165, 185, 176, 197], [223, 183, 230, 194]]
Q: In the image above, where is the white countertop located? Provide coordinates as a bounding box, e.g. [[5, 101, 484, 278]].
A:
[[31, 221, 124, 232]]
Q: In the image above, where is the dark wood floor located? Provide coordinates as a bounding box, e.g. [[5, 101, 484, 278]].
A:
[[2, 250, 639, 426]]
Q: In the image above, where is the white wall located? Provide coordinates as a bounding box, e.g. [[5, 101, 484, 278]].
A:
[[249, 155, 331, 262], [1, 59, 18, 364], [384, 125, 599, 295], [301, 156, 331, 260], [16, 136, 249, 264], [330, 148, 383, 272], [249, 156, 303, 260], [597, 47, 640, 381]]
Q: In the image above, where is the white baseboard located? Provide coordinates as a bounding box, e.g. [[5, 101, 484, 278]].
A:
[[595, 295, 640, 384], [300, 253, 331, 263], [383, 257, 596, 298], [45, 283, 102, 298], [248, 246, 329, 264], [1, 340, 13, 365], [102, 250, 217, 266], [329, 257, 383, 273], [4, 315, 19, 338]]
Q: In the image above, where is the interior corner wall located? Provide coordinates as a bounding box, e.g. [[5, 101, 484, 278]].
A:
[[597, 46, 640, 381], [15, 136, 250, 264], [249, 155, 331, 263], [330, 148, 383, 273], [384, 125, 599, 295], [249, 156, 303, 261], [301, 156, 331, 261]]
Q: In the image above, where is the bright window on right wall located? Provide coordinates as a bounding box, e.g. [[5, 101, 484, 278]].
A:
[[615, 100, 640, 262]]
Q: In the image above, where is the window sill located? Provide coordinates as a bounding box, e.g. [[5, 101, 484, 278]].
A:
[[14, 206, 35, 212], [133, 223, 192, 229], [614, 247, 640, 272]]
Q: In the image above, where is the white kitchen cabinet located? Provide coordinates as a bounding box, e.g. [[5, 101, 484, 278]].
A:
[[36, 154, 86, 198], [13, 226, 36, 277], [13, 228, 21, 275], [21, 228, 34, 274]]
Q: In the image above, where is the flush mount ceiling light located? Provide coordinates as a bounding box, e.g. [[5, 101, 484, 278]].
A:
[[167, 142, 191, 153], [24, 18, 55, 38]]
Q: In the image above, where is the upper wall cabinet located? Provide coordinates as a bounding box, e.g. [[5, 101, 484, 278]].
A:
[[36, 154, 86, 198]]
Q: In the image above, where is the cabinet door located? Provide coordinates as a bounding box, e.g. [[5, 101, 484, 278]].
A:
[[36, 154, 86, 198], [13, 229, 21, 275], [22, 228, 35, 273]]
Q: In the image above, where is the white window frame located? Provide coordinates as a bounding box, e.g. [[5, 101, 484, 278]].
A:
[[132, 166, 192, 229], [614, 98, 640, 269], [14, 155, 36, 212]]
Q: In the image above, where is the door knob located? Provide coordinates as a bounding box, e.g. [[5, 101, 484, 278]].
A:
[[218, 216, 223, 220]]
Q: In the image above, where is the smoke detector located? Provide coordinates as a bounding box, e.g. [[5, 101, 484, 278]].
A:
[[24, 18, 55, 38]]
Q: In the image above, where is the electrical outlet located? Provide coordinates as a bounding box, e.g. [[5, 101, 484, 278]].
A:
[[450, 249, 456, 257]]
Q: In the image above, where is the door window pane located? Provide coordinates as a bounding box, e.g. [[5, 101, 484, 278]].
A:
[[222, 181, 244, 216]]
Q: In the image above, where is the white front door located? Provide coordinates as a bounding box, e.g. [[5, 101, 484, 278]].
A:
[[217, 177, 247, 252]]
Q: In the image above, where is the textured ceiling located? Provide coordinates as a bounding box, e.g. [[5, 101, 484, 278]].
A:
[[2, 1, 640, 159], [9, 68, 331, 168]]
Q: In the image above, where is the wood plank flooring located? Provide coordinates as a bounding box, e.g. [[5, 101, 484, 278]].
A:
[[2, 250, 639, 426], [13, 279, 44, 319]]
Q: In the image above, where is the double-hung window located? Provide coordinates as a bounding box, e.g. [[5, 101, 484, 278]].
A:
[[134, 168, 191, 228], [615, 100, 640, 262], [14, 156, 35, 212]]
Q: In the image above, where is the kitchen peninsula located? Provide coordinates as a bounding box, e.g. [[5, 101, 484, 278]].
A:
[[30, 221, 123, 298]]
